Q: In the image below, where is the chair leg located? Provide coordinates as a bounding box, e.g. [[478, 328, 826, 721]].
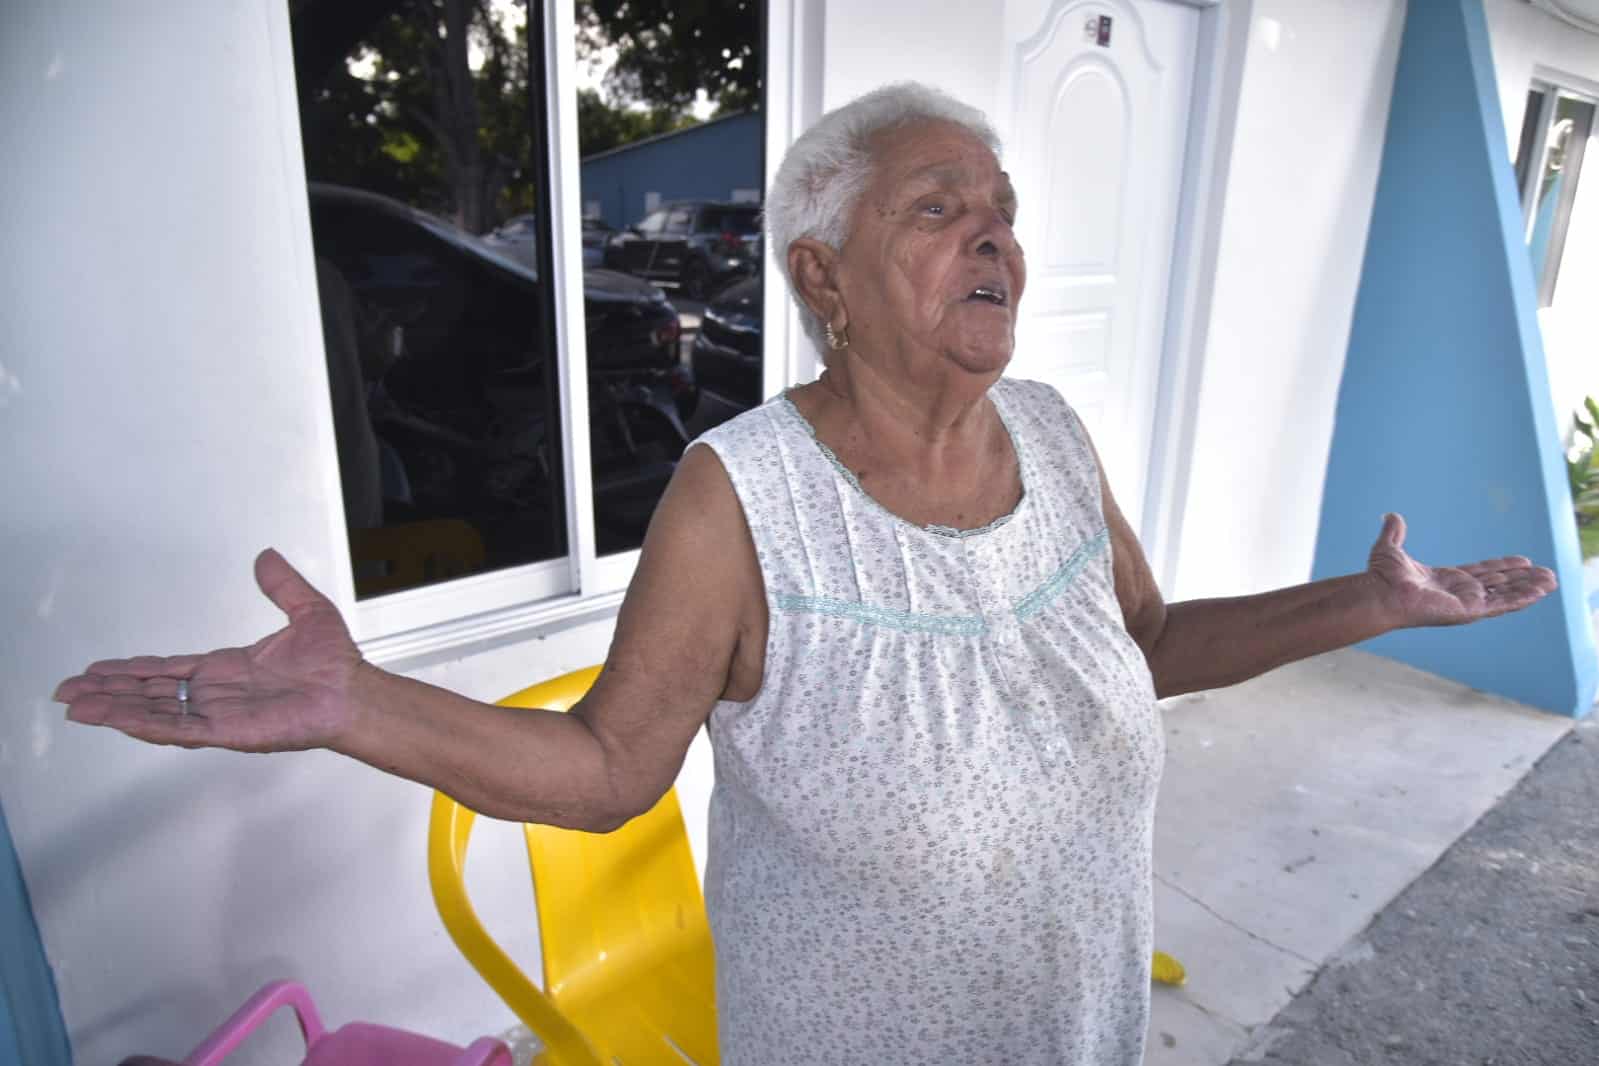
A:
[[458, 1035, 516, 1066], [183, 980, 328, 1065]]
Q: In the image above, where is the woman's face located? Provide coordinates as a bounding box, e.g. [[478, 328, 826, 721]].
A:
[[835, 119, 1026, 381]]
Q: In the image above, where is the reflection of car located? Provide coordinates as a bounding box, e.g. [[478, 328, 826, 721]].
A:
[[481, 214, 615, 269], [691, 276, 763, 420], [603, 201, 761, 300], [480, 212, 539, 270], [580, 216, 614, 268], [307, 182, 689, 560]]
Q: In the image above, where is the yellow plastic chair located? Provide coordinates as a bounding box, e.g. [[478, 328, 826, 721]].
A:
[[427, 666, 719, 1066]]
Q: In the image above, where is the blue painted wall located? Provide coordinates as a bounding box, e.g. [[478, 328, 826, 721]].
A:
[[580, 111, 762, 228], [1312, 0, 1597, 716], [1, 801, 71, 1066]]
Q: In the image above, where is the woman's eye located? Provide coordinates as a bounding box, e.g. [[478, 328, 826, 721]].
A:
[[921, 201, 947, 216]]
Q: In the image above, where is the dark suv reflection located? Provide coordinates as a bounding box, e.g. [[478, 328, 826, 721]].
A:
[[307, 183, 691, 585], [690, 276, 763, 428], [603, 201, 761, 300]]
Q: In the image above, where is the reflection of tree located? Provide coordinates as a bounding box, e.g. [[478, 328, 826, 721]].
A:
[[293, 0, 533, 232], [292, 0, 764, 223], [577, 88, 696, 157], [578, 0, 762, 115]]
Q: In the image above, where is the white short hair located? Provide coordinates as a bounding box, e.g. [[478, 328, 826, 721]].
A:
[[764, 82, 1002, 351]]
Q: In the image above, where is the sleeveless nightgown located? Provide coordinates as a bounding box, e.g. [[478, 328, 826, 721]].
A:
[[693, 376, 1164, 1064]]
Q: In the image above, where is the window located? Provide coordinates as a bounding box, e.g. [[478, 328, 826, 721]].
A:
[[697, 206, 762, 234], [637, 210, 669, 236], [1513, 83, 1595, 308], [289, 0, 773, 651], [665, 205, 696, 235]]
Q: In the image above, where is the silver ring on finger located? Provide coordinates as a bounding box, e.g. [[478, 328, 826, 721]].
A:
[[176, 678, 190, 713]]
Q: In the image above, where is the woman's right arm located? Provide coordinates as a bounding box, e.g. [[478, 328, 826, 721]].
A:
[[54, 445, 763, 832]]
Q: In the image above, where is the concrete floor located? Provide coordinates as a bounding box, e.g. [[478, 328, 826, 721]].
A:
[[1144, 648, 1572, 1065]]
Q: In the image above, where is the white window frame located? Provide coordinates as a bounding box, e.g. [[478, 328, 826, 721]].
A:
[[1515, 74, 1597, 307], [337, 0, 818, 667], [1518, 79, 1596, 231]]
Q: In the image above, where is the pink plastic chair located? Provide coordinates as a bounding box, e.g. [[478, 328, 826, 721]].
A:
[[119, 979, 512, 1066]]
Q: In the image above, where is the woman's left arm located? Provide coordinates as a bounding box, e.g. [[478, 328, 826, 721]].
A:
[[1099, 469, 1557, 699]]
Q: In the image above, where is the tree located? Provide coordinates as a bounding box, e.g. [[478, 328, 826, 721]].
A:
[[576, 89, 696, 157], [577, 0, 762, 115], [293, 0, 533, 232]]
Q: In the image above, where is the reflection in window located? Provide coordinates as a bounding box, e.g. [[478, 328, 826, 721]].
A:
[[292, 0, 565, 598], [292, 0, 772, 589], [1513, 84, 1595, 308], [576, 0, 768, 554]]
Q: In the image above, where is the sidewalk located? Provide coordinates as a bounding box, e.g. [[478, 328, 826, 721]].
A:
[[1146, 648, 1577, 1064], [1228, 713, 1599, 1063]]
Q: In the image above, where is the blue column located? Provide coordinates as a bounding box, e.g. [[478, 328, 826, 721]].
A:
[[1, 800, 71, 1066], [1311, 0, 1597, 716]]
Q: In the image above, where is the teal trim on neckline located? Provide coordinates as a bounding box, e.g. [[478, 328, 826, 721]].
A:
[[1014, 529, 1110, 622], [774, 527, 1110, 634], [774, 593, 987, 636]]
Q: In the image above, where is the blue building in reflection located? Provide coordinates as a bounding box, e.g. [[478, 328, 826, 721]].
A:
[[580, 110, 763, 227]]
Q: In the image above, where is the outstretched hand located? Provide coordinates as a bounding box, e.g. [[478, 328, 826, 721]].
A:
[[54, 550, 366, 752], [1367, 513, 1557, 628]]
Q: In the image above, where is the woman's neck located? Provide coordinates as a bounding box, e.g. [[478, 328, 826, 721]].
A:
[[787, 354, 1019, 532], [811, 354, 999, 447], [796, 351, 1010, 495]]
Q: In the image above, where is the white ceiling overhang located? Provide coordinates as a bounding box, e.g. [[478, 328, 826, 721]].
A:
[[1530, 0, 1599, 34]]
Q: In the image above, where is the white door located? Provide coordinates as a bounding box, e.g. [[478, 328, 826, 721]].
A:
[[1001, 0, 1199, 534]]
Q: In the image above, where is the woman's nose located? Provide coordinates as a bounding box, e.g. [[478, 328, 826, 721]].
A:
[[970, 209, 1018, 258]]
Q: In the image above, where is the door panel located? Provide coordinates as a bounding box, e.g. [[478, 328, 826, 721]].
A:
[[1004, 0, 1198, 532]]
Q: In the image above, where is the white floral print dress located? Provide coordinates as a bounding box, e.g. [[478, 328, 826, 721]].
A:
[[693, 376, 1164, 1065]]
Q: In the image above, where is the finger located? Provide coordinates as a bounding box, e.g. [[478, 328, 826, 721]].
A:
[[1380, 512, 1406, 549], [53, 673, 107, 702], [67, 693, 217, 747], [1457, 556, 1536, 577], [1469, 563, 1557, 591], [1479, 575, 1557, 615], [84, 654, 203, 679], [94, 675, 169, 697], [66, 676, 189, 712], [1498, 569, 1558, 595], [255, 549, 333, 621]]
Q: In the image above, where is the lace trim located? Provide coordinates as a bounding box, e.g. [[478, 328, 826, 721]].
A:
[[774, 527, 1110, 634], [773, 594, 988, 636], [1013, 529, 1111, 622]]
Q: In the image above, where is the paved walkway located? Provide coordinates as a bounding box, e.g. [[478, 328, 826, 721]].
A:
[[1228, 713, 1599, 1065], [1146, 648, 1580, 1065]]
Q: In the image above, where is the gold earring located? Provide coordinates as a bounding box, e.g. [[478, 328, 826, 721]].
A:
[[825, 321, 850, 350]]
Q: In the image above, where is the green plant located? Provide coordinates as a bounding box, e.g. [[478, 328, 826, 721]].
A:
[[1567, 396, 1599, 559]]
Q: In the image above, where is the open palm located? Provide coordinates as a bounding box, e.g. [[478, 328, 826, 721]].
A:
[[54, 550, 365, 752], [1367, 513, 1557, 627]]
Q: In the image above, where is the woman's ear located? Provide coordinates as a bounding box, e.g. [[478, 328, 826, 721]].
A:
[[787, 238, 843, 325]]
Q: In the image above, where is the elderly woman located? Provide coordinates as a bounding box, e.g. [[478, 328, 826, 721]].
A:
[[56, 83, 1554, 1064]]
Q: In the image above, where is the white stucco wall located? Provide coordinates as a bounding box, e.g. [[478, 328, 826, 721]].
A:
[[1165, 0, 1407, 600], [0, 1, 626, 1062], [1483, 0, 1599, 450], [1169, 0, 1598, 601], [820, 0, 1007, 117]]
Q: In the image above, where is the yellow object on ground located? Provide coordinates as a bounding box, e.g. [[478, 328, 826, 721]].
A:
[[428, 665, 720, 1066], [1151, 950, 1188, 986]]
